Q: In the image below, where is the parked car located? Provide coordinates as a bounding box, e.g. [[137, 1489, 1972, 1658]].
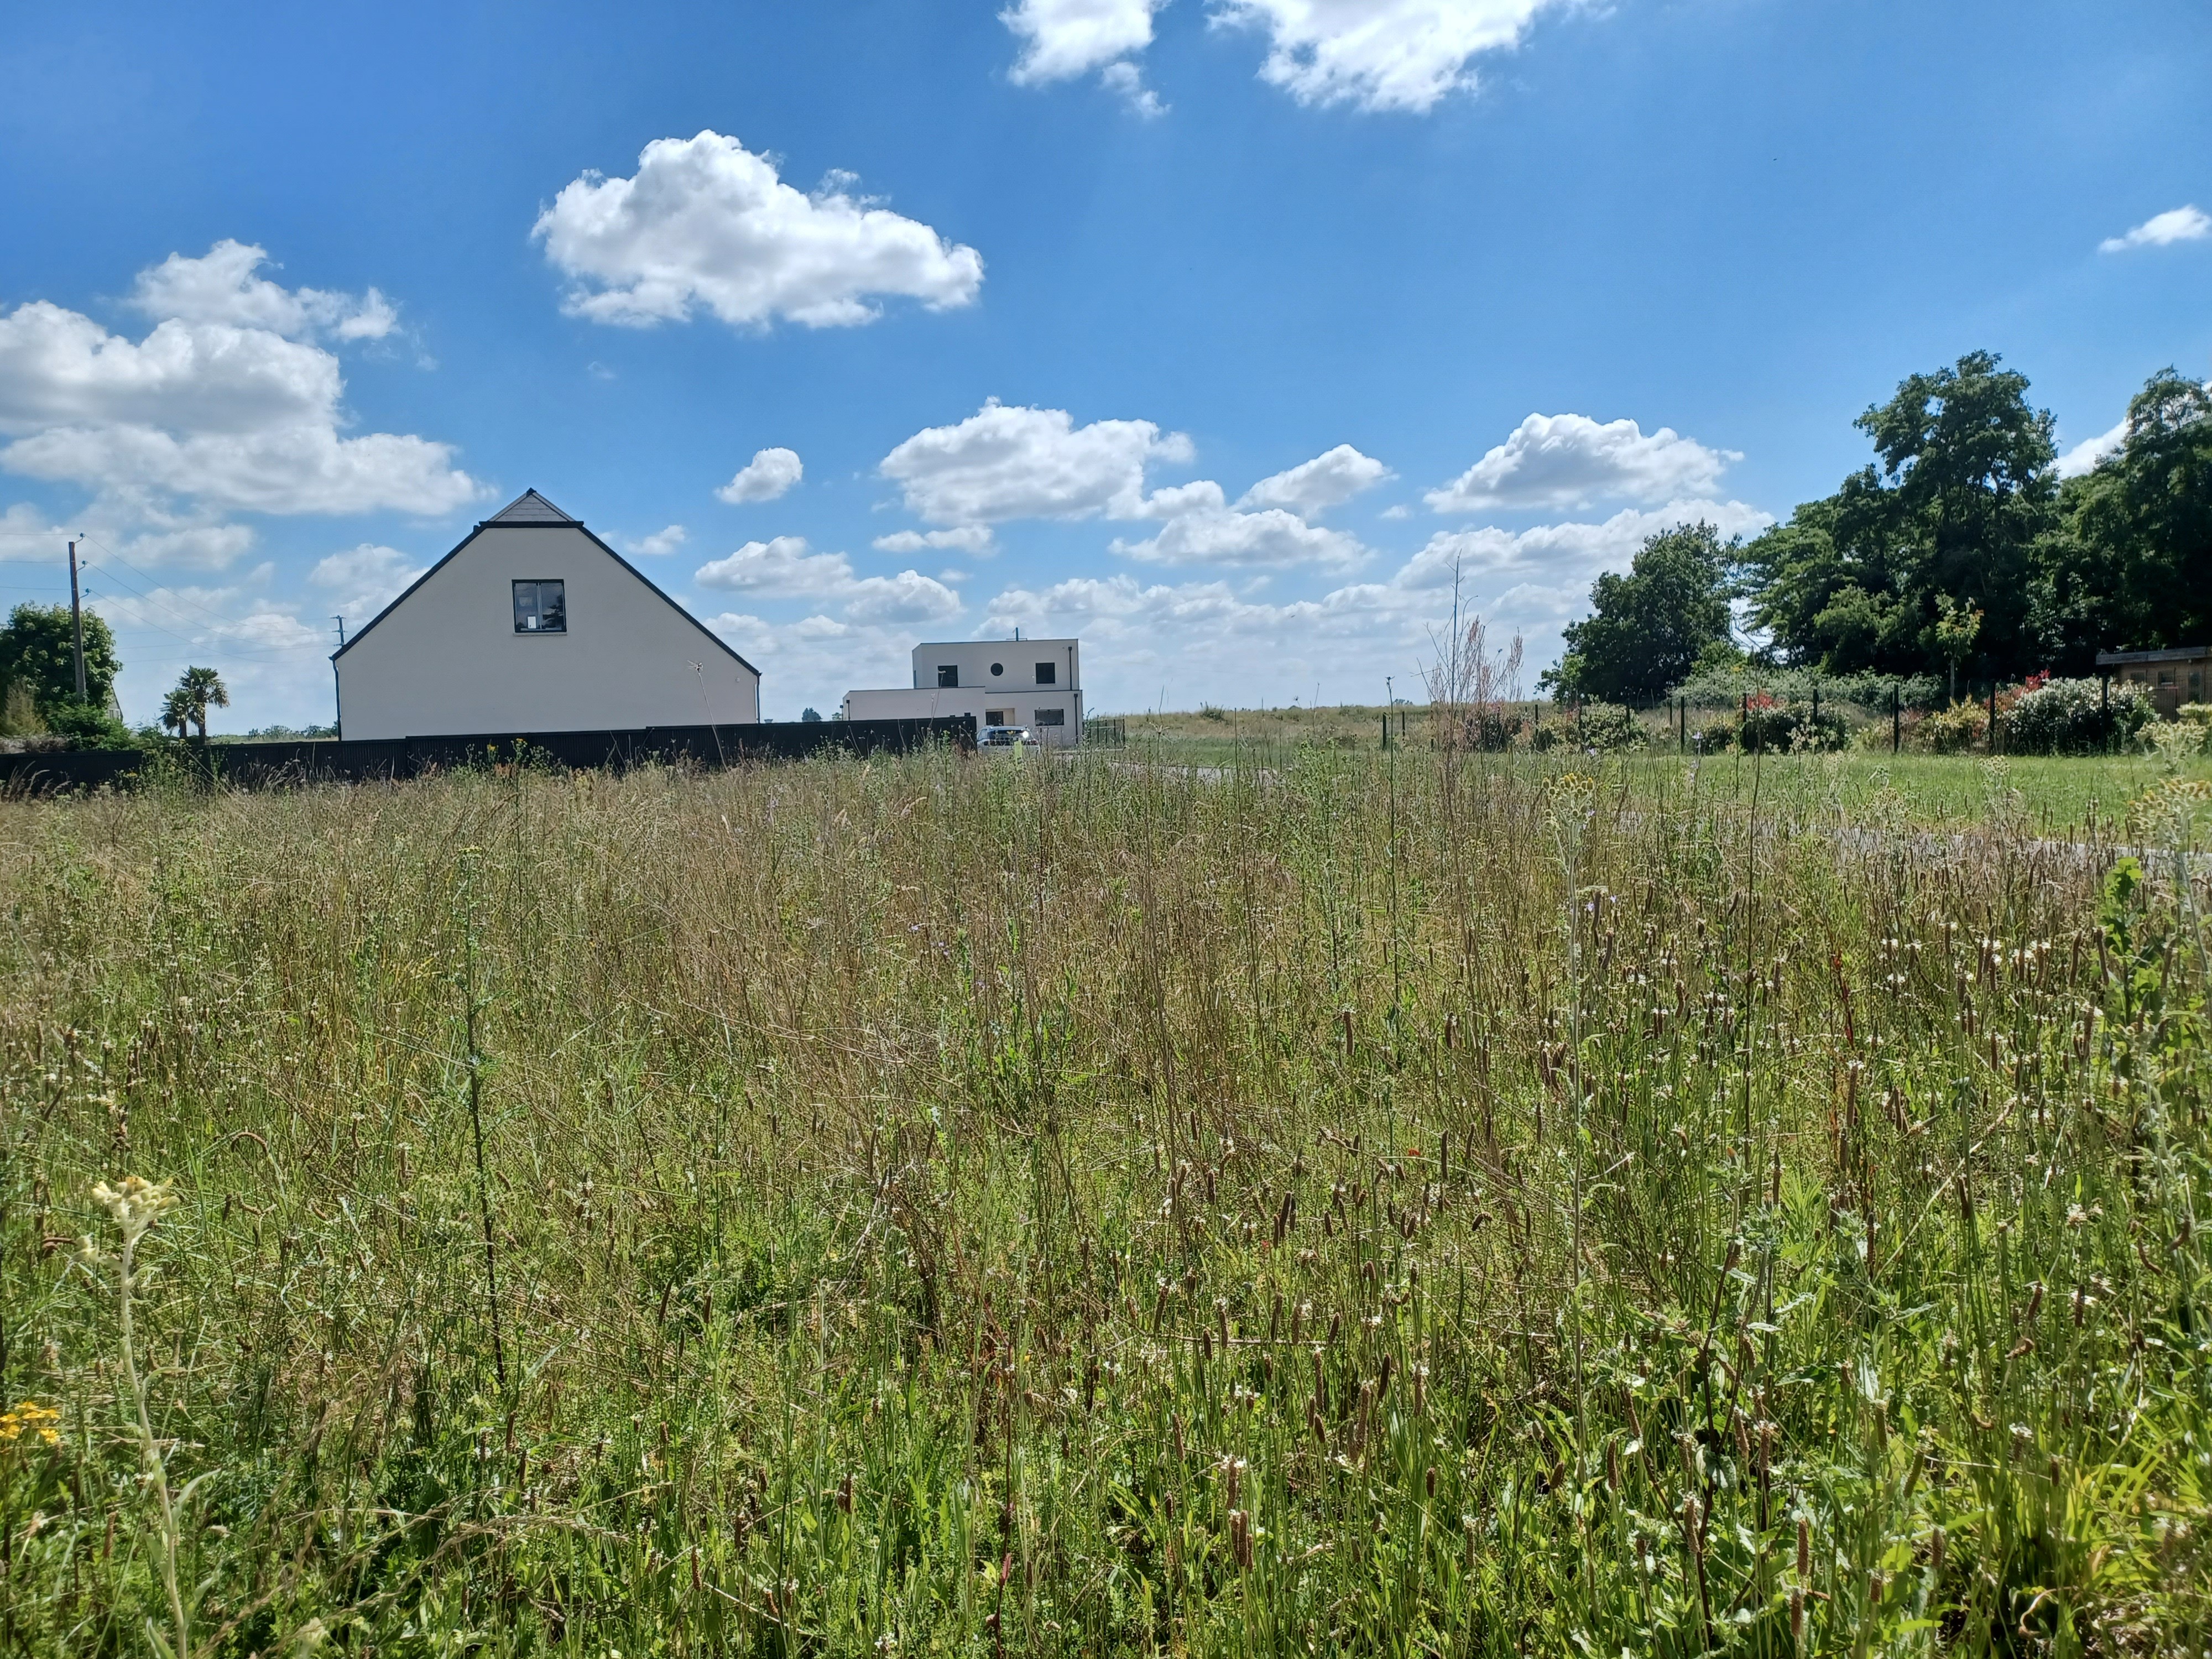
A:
[[979, 724, 1039, 750]]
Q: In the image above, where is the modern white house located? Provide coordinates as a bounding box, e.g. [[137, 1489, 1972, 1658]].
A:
[[842, 638, 1083, 746], [332, 490, 760, 740]]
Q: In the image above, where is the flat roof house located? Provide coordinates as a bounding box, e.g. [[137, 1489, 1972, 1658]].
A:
[[842, 638, 1082, 746], [333, 491, 760, 740]]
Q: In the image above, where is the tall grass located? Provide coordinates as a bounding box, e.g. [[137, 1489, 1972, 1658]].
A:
[[0, 747, 2205, 1656]]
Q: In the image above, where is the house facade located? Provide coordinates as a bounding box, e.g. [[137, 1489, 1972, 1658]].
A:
[[333, 491, 760, 740], [842, 638, 1083, 745], [2098, 645, 2209, 719]]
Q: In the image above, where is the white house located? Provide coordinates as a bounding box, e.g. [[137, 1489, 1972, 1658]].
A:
[[842, 638, 1083, 746], [333, 490, 760, 740]]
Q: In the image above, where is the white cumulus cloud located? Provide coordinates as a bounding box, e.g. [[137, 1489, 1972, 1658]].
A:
[[130, 241, 398, 341], [1237, 444, 1391, 514], [978, 498, 1773, 712], [695, 535, 961, 625], [873, 525, 997, 555], [2100, 205, 2211, 254], [2056, 419, 2128, 479], [1005, 0, 1170, 110], [628, 524, 688, 557], [1426, 414, 1737, 513], [1113, 503, 1369, 571], [695, 535, 856, 596], [718, 446, 804, 503], [0, 247, 481, 523], [880, 400, 1193, 525], [841, 569, 963, 623], [1214, 0, 1569, 114], [312, 543, 426, 620], [535, 132, 985, 330]]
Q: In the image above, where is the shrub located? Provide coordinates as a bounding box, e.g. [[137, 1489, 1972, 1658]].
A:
[[1734, 698, 1849, 754], [43, 702, 139, 750], [1534, 701, 1644, 753], [1908, 701, 1990, 754], [2001, 677, 2153, 755], [1692, 718, 1738, 754]]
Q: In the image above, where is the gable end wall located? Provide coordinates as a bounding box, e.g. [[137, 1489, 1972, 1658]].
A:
[[336, 525, 759, 739]]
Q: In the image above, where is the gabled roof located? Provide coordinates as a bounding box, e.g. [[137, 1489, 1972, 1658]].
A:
[[331, 488, 760, 677], [484, 488, 578, 526]]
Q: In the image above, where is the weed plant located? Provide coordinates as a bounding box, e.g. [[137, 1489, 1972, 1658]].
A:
[[0, 748, 2206, 1656]]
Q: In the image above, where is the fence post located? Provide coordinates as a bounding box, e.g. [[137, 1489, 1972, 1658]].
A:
[[1891, 685, 1901, 754], [1678, 697, 1686, 755], [1381, 713, 1389, 752], [1989, 685, 1998, 755]]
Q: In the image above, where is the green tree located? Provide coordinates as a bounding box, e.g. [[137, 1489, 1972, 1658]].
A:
[[159, 688, 194, 740], [2031, 368, 2212, 670], [174, 666, 229, 740], [1544, 522, 1737, 703], [1741, 351, 2058, 682], [0, 602, 121, 717]]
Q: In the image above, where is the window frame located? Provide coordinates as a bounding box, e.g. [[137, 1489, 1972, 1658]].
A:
[[1033, 707, 1066, 727], [937, 664, 959, 687], [1035, 661, 1057, 685], [512, 578, 568, 635]]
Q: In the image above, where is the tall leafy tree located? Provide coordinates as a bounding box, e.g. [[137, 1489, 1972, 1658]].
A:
[[1741, 351, 2058, 684], [1545, 522, 1736, 703], [0, 602, 121, 716], [2032, 369, 2212, 670]]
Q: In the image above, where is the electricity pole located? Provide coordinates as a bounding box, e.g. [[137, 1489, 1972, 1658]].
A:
[[67, 540, 86, 702], [331, 617, 346, 739]]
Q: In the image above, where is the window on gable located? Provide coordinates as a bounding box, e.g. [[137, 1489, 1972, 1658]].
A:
[[1035, 661, 1056, 684], [513, 579, 566, 634], [937, 665, 959, 687]]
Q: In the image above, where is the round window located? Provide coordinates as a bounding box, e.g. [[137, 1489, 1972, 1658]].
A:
[[990, 662, 1004, 676]]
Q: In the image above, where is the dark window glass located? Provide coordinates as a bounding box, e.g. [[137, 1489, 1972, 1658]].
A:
[[513, 579, 566, 633], [937, 665, 959, 687], [1035, 661, 1057, 684], [990, 662, 1004, 676], [1034, 707, 1066, 726]]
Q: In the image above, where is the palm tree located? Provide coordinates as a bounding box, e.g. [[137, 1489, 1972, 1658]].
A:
[[174, 666, 229, 740], [159, 688, 193, 740]]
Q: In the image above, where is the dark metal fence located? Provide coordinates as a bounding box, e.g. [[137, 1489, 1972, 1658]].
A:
[[0, 716, 975, 794]]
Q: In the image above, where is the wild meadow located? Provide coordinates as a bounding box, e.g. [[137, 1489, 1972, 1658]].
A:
[[0, 743, 2208, 1656]]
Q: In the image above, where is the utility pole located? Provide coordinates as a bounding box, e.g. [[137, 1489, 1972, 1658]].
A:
[[331, 617, 346, 739], [67, 540, 86, 702]]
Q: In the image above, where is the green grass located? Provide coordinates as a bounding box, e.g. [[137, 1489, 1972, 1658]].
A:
[[1101, 705, 2211, 834], [0, 747, 2207, 1656]]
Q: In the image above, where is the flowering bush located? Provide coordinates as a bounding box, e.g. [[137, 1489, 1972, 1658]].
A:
[[1907, 701, 1990, 754], [2001, 677, 2153, 755]]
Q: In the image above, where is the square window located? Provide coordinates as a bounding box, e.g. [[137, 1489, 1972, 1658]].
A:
[[1035, 661, 1057, 685], [985, 708, 1011, 726], [937, 664, 959, 687], [1034, 707, 1066, 726], [513, 579, 566, 633]]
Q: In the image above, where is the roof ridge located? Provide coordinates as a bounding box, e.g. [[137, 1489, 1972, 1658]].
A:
[[485, 488, 578, 526]]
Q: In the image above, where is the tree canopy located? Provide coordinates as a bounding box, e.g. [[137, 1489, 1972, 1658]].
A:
[[1545, 522, 1736, 704], [1730, 354, 2210, 688], [1738, 351, 2058, 684], [0, 602, 121, 716]]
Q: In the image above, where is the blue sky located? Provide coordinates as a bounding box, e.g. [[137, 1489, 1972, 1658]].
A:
[[0, 0, 2205, 727]]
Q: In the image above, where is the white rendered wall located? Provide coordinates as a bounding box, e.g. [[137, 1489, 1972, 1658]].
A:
[[842, 686, 1082, 746], [336, 525, 759, 740], [908, 639, 1079, 693]]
